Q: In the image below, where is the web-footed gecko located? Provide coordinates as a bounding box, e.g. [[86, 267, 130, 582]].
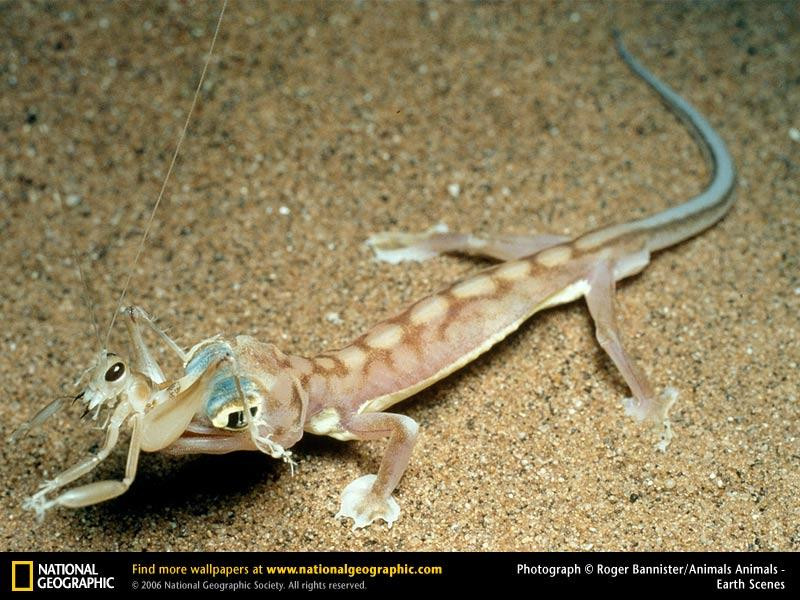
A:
[[19, 33, 734, 530]]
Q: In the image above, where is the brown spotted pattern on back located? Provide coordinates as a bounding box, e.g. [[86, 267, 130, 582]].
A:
[[305, 247, 597, 415]]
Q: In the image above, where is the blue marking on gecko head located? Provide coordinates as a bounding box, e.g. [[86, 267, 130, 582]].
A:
[[185, 341, 261, 430], [204, 374, 259, 424]]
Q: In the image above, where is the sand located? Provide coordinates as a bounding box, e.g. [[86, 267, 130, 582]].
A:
[[1, 0, 797, 551]]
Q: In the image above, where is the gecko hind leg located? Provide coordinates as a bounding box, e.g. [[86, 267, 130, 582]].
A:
[[335, 412, 419, 529], [585, 260, 677, 451], [367, 223, 569, 263]]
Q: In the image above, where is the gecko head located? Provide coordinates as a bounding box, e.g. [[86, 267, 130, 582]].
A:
[[212, 336, 309, 450], [202, 364, 306, 452]]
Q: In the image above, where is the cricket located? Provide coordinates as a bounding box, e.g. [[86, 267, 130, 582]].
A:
[[11, 3, 734, 530]]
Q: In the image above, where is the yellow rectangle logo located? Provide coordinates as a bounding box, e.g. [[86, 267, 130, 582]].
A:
[[11, 561, 33, 592]]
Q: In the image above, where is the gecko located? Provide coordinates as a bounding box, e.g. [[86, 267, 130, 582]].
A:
[[17, 33, 734, 529]]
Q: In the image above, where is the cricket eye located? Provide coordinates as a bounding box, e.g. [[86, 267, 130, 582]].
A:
[[105, 362, 126, 382]]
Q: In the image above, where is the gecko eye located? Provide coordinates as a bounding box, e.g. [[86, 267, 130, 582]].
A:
[[104, 362, 125, 382], [226, 411, 244, 429], [225, 406, 258, 429]]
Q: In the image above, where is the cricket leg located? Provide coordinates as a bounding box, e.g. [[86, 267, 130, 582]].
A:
[[23, 402, 133, 517], [42, 415, 145, 511], [161, 432, 257, 455], [137, 353, 236, 451], [124, 306, 188, 382]]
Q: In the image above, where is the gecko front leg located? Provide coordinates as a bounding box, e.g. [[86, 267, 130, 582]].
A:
[[335, 411, 419, 529]]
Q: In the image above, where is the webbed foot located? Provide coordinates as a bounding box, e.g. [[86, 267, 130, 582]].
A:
[[623, 386, 678, 451], [334, 474, 400, 530], [366, 224, 449, 264]]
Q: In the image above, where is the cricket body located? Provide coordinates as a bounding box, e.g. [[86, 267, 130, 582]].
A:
[[18, 33, 734, 530]]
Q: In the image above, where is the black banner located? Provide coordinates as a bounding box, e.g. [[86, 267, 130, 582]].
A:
[[2, 552, 796, 594]]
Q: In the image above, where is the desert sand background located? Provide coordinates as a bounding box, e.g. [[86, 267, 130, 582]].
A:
[[1, 1, 797, 551]]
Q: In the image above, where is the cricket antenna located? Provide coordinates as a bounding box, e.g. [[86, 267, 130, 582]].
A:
[[56, 193, 104, 349], [103, 0, 228, 349], [71, 230, 103, 348]]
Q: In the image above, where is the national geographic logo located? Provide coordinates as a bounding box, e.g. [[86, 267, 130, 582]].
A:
[[10, 561, 115, 591], [11, 561, 32, 592]]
